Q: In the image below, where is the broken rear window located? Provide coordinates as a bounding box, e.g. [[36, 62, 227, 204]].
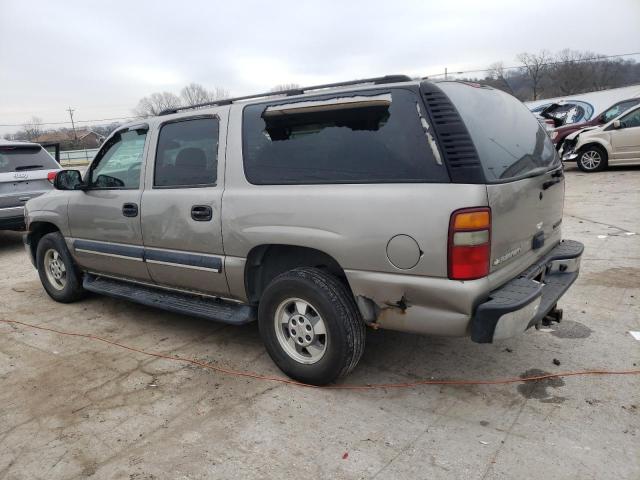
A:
[[242, 89, 449, 185]]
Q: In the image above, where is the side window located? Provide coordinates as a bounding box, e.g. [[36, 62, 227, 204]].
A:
[[154, 118, 219, 188], [603, 100, 639, 123], [242, 89, 448, 185], [620, 109, 640, 128], [90, 129, 147, 189], [603, 105, 622, 123]]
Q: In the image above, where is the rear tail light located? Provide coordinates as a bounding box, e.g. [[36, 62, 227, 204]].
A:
[[47, 171, 58, 184], [448, 207, 491, 280]]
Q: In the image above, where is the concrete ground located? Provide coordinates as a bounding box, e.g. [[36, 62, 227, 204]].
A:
[[1, 164, 639, 480]]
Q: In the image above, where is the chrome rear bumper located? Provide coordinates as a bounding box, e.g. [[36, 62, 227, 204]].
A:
[[471, 240, 584, 343]]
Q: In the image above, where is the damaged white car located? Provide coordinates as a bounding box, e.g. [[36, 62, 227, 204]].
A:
[[561, 104, 640, 172]]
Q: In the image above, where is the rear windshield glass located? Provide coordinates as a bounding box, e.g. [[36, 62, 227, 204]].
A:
[[242, 89, 449, 185], [438, 82, 559, 182], [0, 146, 59, 173], [544, 104, 586, 126]]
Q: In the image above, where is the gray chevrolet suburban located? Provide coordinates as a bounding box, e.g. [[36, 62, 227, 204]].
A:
[[24, 76, 584, 385], [1, 141, 60, 230]]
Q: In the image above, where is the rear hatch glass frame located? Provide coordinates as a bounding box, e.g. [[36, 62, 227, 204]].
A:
[[431, 81, 561, 184]]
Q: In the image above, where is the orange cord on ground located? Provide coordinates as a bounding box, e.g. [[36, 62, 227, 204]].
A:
[[2, 319, 639, 390]]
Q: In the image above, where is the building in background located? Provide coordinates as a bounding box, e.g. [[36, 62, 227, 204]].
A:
[[34, 129, 104, 150]]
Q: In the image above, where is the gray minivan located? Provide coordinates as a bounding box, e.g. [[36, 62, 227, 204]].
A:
[[1, 141, 60, 230], [24, 76, 583, 384]]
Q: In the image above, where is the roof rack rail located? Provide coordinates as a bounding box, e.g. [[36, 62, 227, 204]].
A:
[[159, 74, 412, 115]]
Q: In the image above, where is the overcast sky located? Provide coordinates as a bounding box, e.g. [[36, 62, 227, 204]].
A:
[[1, 0, 639, 135]]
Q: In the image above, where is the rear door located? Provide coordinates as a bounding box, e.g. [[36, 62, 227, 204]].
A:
[[140, 112, 229, 296], [437, 82, 564, 279], [0, 145, 59, 221], [67, 125, 151, 281]]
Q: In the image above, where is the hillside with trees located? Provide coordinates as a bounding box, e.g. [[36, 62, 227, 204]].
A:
[[449, 49, 640, 101]]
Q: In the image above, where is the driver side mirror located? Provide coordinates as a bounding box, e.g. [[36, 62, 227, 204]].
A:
[[53, 169, 85, 190], [613, 120, 622, 129]]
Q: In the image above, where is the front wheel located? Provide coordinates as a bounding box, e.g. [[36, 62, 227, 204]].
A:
[[36, 232, 85, 303], [577, 146, 607, 172], [258, 267, 365, 385]]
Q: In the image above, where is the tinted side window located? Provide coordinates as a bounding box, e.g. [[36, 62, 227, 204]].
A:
[[154, 118, 219, 188], [242, 89, 448, 185], [90, 130, 147, 189], [439, 82, 559, 182]]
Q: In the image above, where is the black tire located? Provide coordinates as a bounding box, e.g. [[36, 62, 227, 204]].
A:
[[258, 267, 365, 385], [576, 145, 608, 172], [36, 232, 85, 303]]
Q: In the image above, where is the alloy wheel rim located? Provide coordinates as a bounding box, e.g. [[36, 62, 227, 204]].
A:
[[44, 248, 67, 291], [581, 150, 601, 170], [274, 298, 328, 364]]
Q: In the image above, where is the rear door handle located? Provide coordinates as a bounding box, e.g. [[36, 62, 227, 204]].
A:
[[122, 203, 139, 217], [191, 205, 213, 222]]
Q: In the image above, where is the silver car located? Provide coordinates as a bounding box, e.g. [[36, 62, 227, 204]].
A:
[[24, 76, 584, 385], [0, 141, 60, 230]]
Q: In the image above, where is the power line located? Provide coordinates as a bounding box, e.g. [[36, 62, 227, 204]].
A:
[[0, 115, 139, 127], [426, 51, 640, 78]]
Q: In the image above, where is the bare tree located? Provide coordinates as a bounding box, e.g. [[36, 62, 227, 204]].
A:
[[90, 122, 122, 139], [3, 133, 14, 141], [270, 83, 301, 92], [588, 57, 626, 91], [517, 50, 552, 100], [133, 92, 182, 117], [486, 61, 514, 95], [547, 49, 594, 95], [22, 116, 43, 141], [180, 83, 230, 106]]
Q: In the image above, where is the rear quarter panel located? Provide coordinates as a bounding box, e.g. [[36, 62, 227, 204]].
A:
[[222, 104, 488, 301]]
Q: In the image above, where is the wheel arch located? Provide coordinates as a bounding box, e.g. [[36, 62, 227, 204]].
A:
[[244, 244, 351, 304], [578, 140, 610, 159], [26, 221, 61, 265]]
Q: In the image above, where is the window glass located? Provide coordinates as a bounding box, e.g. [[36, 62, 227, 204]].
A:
[[0, 146, 59, 173], [154, 118, 219, 187], [90, 130, 147, 189], [603, 100, 640, 123], [620, 108, 640, 128], [242, 89, 448, 185], [555, 104, 584, 125], [438, 82, 559, 182]]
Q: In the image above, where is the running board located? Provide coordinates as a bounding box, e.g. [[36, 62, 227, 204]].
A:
[[83, 275, 255, 325]]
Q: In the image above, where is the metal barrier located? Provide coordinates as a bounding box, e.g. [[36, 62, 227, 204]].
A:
[[58, 148, 99, 167]]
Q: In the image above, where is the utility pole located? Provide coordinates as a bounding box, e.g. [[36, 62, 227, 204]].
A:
[[444, 67, 448, 80], [66, 107, 78, 141]]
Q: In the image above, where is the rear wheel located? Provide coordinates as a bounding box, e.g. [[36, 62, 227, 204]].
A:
[[258, 267, 365, 385], [36, 232, 85, 303], [577, 145, 607, 172]]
